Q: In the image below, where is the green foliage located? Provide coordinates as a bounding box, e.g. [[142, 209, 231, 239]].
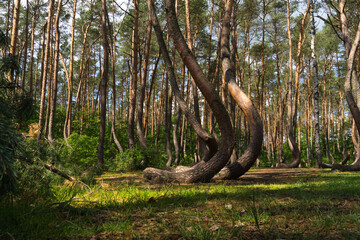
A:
[[107, 146, 167, 172], [0, 29, 34, 197], [0, 118, 21, 196], [15, 159, 58, 202], [60, 133, 100, 171]]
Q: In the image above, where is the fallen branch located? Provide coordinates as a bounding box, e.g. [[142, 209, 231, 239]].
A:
[[44, 163, 75, 181]]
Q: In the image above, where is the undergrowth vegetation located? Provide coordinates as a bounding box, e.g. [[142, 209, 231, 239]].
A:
[[1, 169, 360, 239]]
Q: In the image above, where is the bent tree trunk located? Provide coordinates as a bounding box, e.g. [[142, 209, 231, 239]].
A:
[[148, 0, 218, 162], [332, 3, 360, 171], [143, 0, 234, 183], [216, 0, 262, 180], [276, 0, 310, 168]]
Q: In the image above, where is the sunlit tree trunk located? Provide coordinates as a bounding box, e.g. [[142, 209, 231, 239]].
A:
[[136, 12, 152, 148], [184, 0, 206, 161], [20, 0, 29, 93], [216, 0, 262, 180], [128, 0, 139, 148], [28, 0, 40, 97], [277, 0, 310, 168], [109, 5, 123, 153], [97, 0, 110, 167], [2, 0, 11, 57], [64, 0, 77, 140], [144, 0, 234, 183], [310, 0, 322, 168], [144, 52, 160, 135], [37, 0, 54, 141], [48, 0, 63, 142], [8, 0, 21, 82], [332, 0, 360, 171]]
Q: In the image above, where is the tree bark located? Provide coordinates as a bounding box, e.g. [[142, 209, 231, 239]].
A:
[[37, 0, 54, 142], [48, 0, 63, 142], [143, 0, 234, 183], [20, 0, 29, 93], [136, 13, 152, 148], [277, 0, 310, 168], [64, 0, 77, 140], [97, 0, 110, 167], [28, 0, 40, 97], [128, 0, 139, 148], [109, 6, 123, 153], [215, 0, 262, 180], [311, 0, 322, 168], [184, 0, 207, 161], [9, 0, 20, 58]]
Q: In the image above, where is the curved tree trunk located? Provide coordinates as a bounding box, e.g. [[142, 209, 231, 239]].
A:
[[277, 0, 310, 168], [321, 0, 360, 171], [143, 0, 233, 183], [333, 2, 360, 171], [216, 0, 262, 180], [148, 0, 218, 162]]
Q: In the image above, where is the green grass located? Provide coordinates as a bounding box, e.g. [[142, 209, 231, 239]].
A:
[[1, 169, 360, 239]]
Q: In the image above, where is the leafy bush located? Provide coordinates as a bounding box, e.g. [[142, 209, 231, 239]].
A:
[[106, 146, 167, 172], [0, 117, 21, 196], [60, 133, 100, 171]]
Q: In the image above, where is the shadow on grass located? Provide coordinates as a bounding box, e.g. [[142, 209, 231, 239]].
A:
[[2, 170, 360, 239]]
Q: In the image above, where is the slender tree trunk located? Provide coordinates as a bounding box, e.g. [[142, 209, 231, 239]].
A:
[[260, 0, 267, 117], [64, 0, 77, 140], [165, 76, 173, 166], [311, 0, 322, 168], [48, 0, 63, 142], [128, 0, 139, 148], [136, 13, 152, 148], [20, 0, 29, 93], [9, 0, 20, 57], [109, 11, 123, 153], [184, 0, 207, 161], [144, 52, 161, 136], [28, 0, 39, 98], [277, 0, 310, 168], [97, 0, 110, 167], [37, 0, 54, 141], [8, 0, 21, 83], [2, 0, 11, 57]]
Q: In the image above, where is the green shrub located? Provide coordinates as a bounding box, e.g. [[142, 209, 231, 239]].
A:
[[106, 146, 167, 172], [0, 117, 20, 196], [60, 133, 100, 171]]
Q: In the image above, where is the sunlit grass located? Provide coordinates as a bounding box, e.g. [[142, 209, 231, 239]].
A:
[[1, 168, 360, 239]]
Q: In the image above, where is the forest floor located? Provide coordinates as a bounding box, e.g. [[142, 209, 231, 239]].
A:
[[2, 168, 360, 239]]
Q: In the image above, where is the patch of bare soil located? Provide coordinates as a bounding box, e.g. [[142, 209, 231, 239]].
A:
[[99, 168, 324, 186], [230, 168, 322, 185]]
